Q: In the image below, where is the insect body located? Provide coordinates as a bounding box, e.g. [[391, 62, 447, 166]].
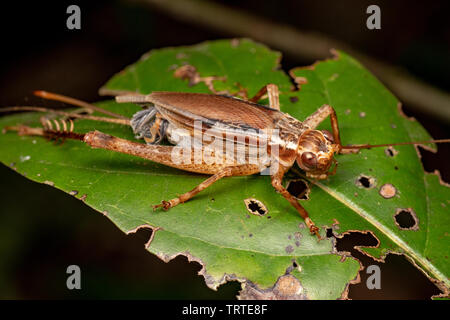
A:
[[108, 86, 347, 237], [3, 86, 449, 239]]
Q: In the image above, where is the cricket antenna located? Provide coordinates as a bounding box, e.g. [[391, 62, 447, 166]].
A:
[[0, 106, 130, 126], [341, 139, 450, 150], [33, 90, 129, 120]]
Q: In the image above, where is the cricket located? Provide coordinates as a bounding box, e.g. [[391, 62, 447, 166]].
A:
[[2, 85, 449, 239]]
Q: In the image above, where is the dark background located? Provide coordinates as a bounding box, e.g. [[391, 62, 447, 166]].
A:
[[0, 0, 448, 299]]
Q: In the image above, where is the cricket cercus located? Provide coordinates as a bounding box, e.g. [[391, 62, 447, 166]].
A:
[[3, 85, 449, 239]]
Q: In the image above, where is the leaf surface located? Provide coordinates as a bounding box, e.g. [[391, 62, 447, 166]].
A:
[[1, 39, 448, 298]]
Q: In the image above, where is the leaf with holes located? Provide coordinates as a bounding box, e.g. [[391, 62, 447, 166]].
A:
[[0, 39, 448, 299]]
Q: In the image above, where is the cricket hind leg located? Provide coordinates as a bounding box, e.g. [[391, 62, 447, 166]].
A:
[[130, 108, 169, 145]]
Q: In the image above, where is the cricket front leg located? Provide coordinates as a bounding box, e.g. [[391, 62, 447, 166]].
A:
[[271, 165, 321, 239], [302, 104, 358, 154]]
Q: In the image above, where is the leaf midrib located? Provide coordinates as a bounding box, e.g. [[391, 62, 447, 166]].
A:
[[315, 180, 449, 287]]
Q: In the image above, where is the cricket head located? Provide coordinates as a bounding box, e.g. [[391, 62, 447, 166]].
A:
[[296, 129, 339, 180]]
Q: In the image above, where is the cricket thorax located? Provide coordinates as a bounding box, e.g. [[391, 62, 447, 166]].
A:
[[272, 114, 308, 149]]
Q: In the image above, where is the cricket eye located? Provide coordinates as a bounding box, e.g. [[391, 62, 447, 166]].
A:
[[301, 152, 317, 169], [322, 130, 334, 143]]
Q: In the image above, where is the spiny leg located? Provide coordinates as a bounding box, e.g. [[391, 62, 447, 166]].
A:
[[152, 166, 235, 210], [249, 84, 280, 110], [8, 125, 262, 175], [302, 104, 357, 154], [303, 104, 341, 145], [6, 123, 263, 209], [8, 125, 325, 239], [271, 165, 321, 239]]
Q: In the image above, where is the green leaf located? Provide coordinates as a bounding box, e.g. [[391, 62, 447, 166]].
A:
[[0, 39, 448, 299]]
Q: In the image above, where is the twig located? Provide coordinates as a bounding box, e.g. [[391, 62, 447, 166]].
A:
[[135, 0, 450, 122]]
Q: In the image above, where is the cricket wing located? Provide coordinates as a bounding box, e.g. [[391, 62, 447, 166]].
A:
[[147, 92, 284, 144]]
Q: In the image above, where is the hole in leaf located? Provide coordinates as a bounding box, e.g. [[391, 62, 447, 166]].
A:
[[394, 208, 419, 230], [356, 175, 375, 189], [335, 230, 379, 254], [289, 96, 298, 103], [326, 228, 334, 238], [244, 198, 267, 216], [385, 146, 398, 157], [286, 179, 310, 200]]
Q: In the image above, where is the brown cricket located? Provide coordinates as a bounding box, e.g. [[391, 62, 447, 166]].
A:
[[2, 85, 449, 239]]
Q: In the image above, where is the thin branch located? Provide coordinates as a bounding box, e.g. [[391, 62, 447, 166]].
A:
[[135, 0, 450, 122]]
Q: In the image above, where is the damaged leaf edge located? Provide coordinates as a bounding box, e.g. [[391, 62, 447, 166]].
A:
[[315, 179, 449, 290], [321, 225, 364, 300], [331, 227, 449, 296], [151, 248, 247, 292], [287, 50, 449, 291], [126, 224, 162, 249], [142, 224, 361, 298], [98, 38, 294, 97]]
